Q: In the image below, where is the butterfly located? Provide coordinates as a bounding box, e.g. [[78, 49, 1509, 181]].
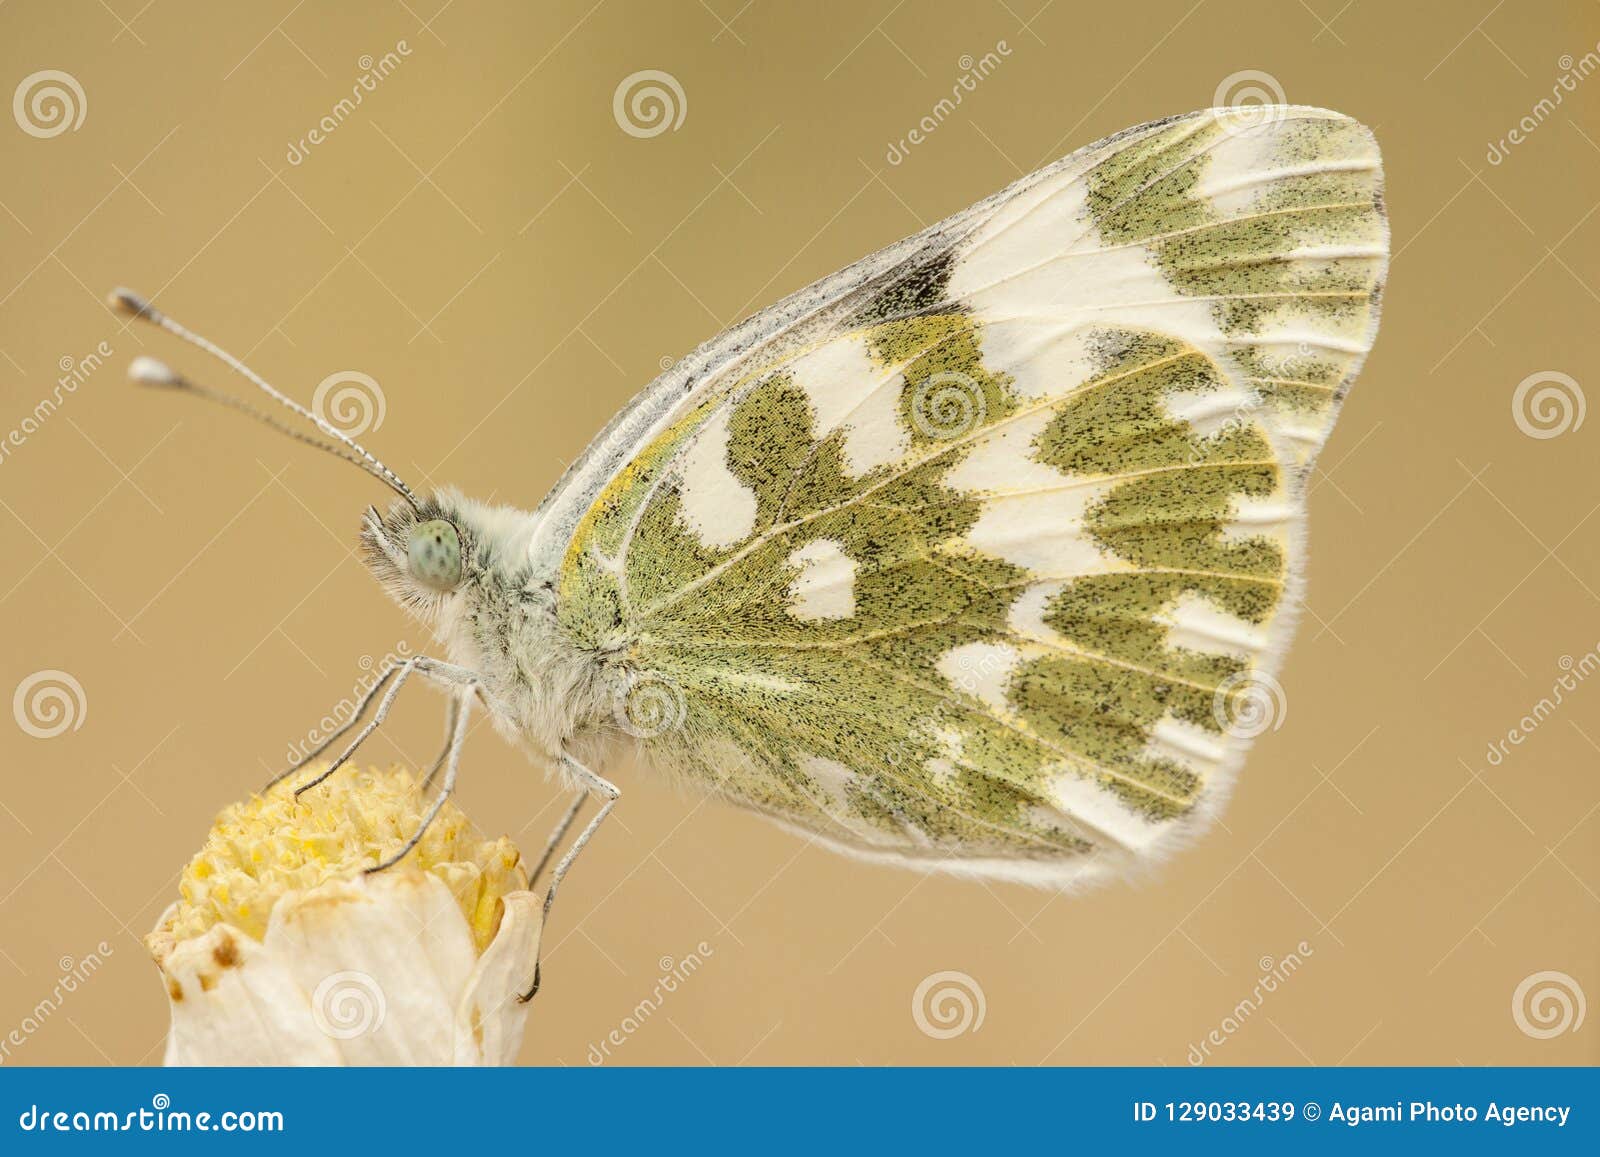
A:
[[117, 104, 1387, 987]]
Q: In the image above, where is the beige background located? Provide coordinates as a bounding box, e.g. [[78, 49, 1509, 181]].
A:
[[1, 0, 1597, 1066]]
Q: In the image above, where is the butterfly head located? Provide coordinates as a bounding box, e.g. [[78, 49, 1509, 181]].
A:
[[361, 496, 474, 614], [107, 288, 496, 620], [406, 518, 462, 590], [360, 490, 541, 625]]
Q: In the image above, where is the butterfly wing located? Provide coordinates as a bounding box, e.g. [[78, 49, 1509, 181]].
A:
[[548, 106, 1387, 885]]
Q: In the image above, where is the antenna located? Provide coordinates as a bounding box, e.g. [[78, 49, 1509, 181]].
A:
[[129, 356, 397, 477], [111, 288, 420, 510]]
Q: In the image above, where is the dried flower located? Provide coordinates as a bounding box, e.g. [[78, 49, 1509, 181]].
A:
[[146, 765, 540, 1065]]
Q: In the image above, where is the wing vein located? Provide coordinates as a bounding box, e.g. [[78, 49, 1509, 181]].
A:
[[649, 612, 1232, 696]]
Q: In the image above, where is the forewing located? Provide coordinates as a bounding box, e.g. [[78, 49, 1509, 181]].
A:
[[554, 107, 1387, 884]]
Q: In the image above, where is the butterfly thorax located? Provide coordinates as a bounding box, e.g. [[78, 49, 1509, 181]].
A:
[[363, 491, 621, 768]]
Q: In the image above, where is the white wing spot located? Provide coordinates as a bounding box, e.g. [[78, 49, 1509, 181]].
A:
[[787, 337, 910, 477], [1158, 592, 1267, 659], [800, 753, 856, 808], [923, 726, 966, 785], [946, 410, 1118, 577], [953, 203, 1226, 367], [943, 408, 1063, 493], [798, 754, 904, 846], [678, 408, 757, 549], [1045, 768, 1169, 852], [936, 641, 1021, 709], [1219, 496, 1295, 545], [1192, 120, 1281, 215], [1006, 580, 1064, 640], [979, 319, 1101, 401], [1162, 385, 1259, 440], [786, 539, 857, 621], [1143, 713, 1227, 771], [968, 490, 1112, 576]]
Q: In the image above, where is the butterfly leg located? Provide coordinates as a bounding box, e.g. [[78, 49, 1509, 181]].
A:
[[528, 791, 587, 888], [291, 659, 420, 798], [292, 655, 480, 800], [262, 659, 405, 791], [421, 692, 464, 790], [368, 682, 474, 873], [519, 754, 619, 1002]]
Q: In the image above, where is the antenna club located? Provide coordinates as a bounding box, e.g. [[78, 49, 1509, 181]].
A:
[[128, 356, 183, 386], [109, 287, 159, 320]]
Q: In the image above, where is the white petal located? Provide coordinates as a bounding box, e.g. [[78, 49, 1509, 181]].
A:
[[454, 891, 542, 1065], [264, 874, 477, 1065], [159, 916, 341, 1067]]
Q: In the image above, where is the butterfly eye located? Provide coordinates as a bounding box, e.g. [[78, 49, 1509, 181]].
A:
[[407, 519, 462, 591]]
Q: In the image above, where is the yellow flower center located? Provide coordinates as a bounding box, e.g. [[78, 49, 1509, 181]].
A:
[[152, 765, 527, 957]]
